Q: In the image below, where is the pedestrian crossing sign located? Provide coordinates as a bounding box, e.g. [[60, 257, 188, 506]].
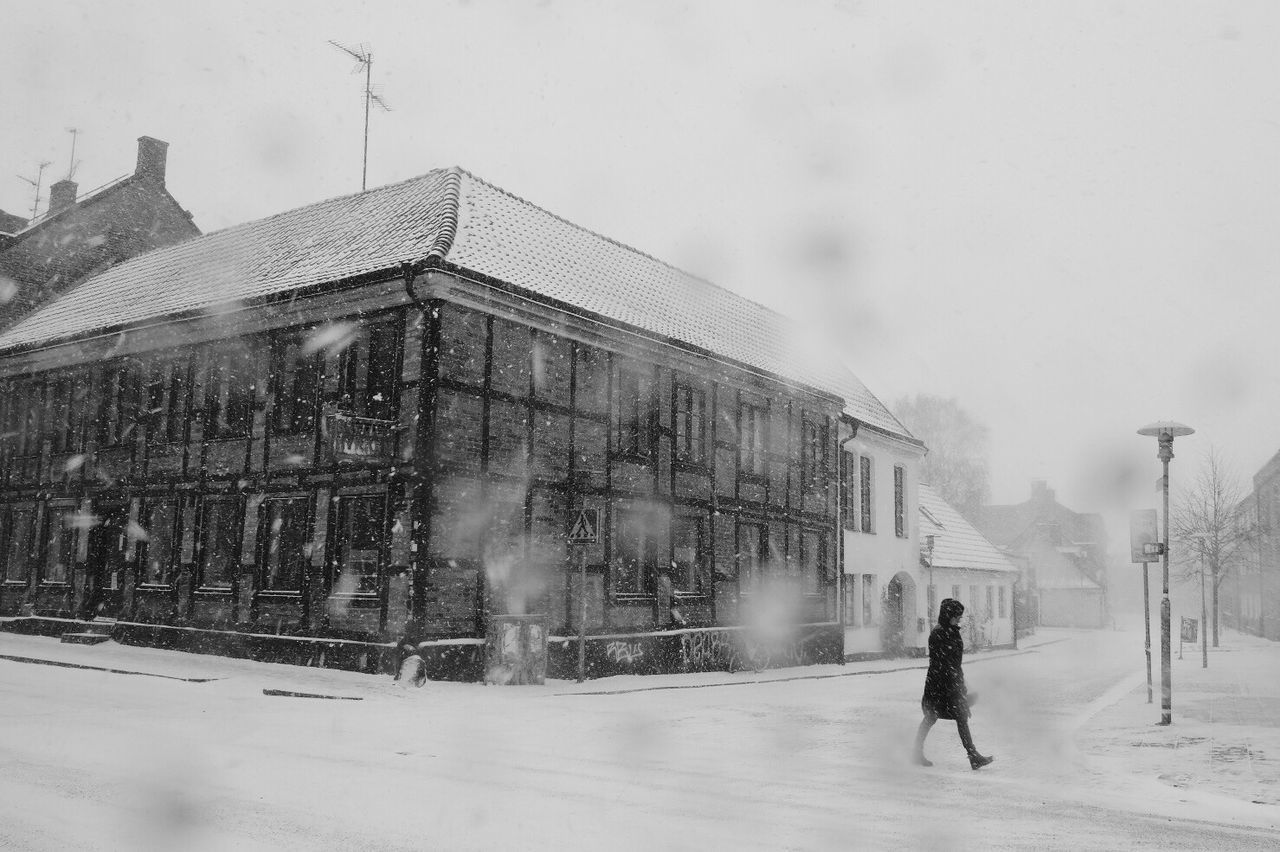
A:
[[568, 508, 600, 544]]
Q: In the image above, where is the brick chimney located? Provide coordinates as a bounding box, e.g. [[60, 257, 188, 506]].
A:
[[134, 136, 169, 185], [47, 179, 78, 215]]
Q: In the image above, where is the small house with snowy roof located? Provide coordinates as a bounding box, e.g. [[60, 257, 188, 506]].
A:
[[917, 484, 1019, 651]]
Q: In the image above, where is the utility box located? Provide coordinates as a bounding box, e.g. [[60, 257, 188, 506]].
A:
[[485, 614, 548, 685]]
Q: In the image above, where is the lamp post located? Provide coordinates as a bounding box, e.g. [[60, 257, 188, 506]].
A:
[[1137, 421, 1195, 725]]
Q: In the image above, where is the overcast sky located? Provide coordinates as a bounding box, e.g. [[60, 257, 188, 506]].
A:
[[5, 1, 1279, 535]]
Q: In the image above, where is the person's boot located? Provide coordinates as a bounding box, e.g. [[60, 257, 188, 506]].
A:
[[969, 753, 994, 770], [913, 753, 934, 767]]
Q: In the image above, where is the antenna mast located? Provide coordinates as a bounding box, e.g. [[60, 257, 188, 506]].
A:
[[329, 40, 391, 191], [65, 127, 81, 180], [18, 160, 52, 220]]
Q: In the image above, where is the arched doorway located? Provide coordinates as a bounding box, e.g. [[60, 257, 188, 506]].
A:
[[882, 571, 918, 657]]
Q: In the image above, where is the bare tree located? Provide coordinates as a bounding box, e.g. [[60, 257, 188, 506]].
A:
[[1171, 446, 1249, 647], [892, 394, 991, 520]]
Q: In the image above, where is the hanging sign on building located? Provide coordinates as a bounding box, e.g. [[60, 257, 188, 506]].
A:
[[328, 414, 395, 465]]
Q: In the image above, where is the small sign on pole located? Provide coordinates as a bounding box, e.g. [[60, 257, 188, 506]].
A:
[[568, 507, 600, 683], [1129, 509, 1161, 563]]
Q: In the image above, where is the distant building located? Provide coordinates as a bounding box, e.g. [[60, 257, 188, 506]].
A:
[[0, 166, 916, 680], [917, 484, 1018, 650], [1227, 450, 1280, 641], [0, 136, 199, 329], [972, 480, 1110, 629]]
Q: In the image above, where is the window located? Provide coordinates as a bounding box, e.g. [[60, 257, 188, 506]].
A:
[[800, 529, 824, 594], [198, 498, 241, 588], [146, 358, 190, 444], [48, 377, 76, 453], [738, 522, 766, 588], [141, 500, 179, 585], [615, 367, 651, 457], [862, 574, 876, 625], [843, 580, 857, 626], [841, 451, 858, 530], [673, 382, 705, 464], [739, 403, 767, 476], [998, 585, 1007, 618], [952, 584, 961, 601], [272, 329, 323, 435], [927, 584, 937, 620], [859, 456, 874, 533], [894, 465, 906, 538], [338, 316, 401, 421], [614, 510, 660, 594], [986, 585, 995, 618], [11, 383, 42, 457], [97, 363, 140, 447], [261, 496, 312, 592], [40, 506, 76, 584], [333, 494, 383, 594], [3, 505, 37, 581], [672, 515, 705, 593], [206, 345, 255, 439], [802, 414, 825, 489], [969, 585, 979, 616]]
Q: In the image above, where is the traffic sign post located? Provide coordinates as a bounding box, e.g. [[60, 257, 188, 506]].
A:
[[568, 508, 600, 683], [1130, 509, 1161, 704]]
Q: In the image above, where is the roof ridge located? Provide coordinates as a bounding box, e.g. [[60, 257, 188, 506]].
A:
[[453, 167, 794, 319]]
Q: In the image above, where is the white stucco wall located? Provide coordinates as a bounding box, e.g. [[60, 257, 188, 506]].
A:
[[840, 425, 927, 655]]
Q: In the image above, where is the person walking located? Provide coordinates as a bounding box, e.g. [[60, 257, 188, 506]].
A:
[[913, 598, 994, 770]]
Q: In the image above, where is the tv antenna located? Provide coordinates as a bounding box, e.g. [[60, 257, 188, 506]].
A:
[[18, 160, 52, 220], [328, 40, 391, 191], [65, 127, 82, 180]]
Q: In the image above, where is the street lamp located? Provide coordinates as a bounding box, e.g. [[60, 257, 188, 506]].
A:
[[1137, 420, 1195, 725]]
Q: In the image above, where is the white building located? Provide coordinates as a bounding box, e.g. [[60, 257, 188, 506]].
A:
[[840, 419, 927, 657]]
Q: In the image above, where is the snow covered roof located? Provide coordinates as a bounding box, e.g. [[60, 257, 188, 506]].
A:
[[918, 484, 1019, 574], [0, 167, 911, 439]]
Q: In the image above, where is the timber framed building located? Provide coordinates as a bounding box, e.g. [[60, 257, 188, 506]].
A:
[[0, 168, 915, 679]]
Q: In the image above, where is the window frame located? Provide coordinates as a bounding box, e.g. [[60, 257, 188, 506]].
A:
[[139, 498, 181, 587], [331, 492, 386, 596], [271, 328, 324, 437], [614, 366, 651, 459], [737, 521, 767, 589], [859, 455, 874, 533], [337, 314, 403, 422], [894, 465, 906, 538], [259, 495, 313, 593], [799, 528, 825, 595], [613, 508, 659, 596], [671, 513, 708, 595], [738, 402, 768, 478], [204, 344, 256, 440], [801, 413, 826, 491], [2, 503, 38, 583], [197, 496, 242, 589], [673, 381, 706, 466], [39, 502, 78, 585]]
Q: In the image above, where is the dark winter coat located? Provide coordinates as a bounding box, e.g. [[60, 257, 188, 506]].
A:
[[921, 598, 969, 720]]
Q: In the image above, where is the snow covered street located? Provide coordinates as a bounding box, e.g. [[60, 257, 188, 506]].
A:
[[2, 626, 1278, 850]]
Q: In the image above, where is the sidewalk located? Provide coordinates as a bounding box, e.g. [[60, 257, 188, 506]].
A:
[[1076, 628, 1280, 807]]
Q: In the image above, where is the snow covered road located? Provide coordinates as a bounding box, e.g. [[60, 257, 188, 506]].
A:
[[1, 628, 1277, 850]]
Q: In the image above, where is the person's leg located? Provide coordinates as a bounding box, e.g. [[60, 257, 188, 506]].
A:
[[956, 715, 993, 768], [914, 710, 937, 765]]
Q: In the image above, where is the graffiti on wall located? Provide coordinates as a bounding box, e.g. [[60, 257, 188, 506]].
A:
[[680, 629, 820, 673], [605, 641, 644, 665]]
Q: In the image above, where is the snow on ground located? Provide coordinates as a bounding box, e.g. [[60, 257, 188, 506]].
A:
[[1, 626, 1278, 850]]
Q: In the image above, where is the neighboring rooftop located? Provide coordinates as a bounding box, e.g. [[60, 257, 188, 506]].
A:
[[0, 167, 912, 439], [918, 484, 1019, 574]]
